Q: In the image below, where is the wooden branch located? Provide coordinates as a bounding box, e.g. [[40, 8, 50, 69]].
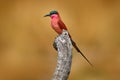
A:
[[52, 30, 72, 80]]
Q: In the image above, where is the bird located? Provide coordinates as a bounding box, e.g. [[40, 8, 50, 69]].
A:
[[44, 10, 93, 66]]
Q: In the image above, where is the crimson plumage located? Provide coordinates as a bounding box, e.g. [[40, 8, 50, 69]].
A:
[[44, 10, 92, 66]]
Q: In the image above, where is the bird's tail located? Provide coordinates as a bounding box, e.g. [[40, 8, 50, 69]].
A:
[[71, 39, 93, 67]]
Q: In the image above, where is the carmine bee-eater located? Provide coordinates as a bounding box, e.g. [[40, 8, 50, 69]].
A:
[[44, 10, 92, 66]]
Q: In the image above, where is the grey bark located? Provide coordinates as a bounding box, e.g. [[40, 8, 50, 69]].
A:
[[52, 30, 72, 80]]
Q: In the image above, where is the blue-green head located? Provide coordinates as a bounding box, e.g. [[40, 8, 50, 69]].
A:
[[44, 10, 58, 17]]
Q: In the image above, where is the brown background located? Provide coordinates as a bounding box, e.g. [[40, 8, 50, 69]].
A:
[[0, 0, 120, 80]]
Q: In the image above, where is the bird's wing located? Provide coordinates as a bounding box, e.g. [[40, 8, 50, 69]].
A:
[[58, 20, 68, 30]]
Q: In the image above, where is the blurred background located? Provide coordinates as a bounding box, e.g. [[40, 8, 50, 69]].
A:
[[0, 0, 120, 80]]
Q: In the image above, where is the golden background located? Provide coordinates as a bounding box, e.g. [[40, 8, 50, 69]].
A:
[[0, 0, 120, 80]]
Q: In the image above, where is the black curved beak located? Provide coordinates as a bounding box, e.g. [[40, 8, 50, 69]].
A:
[[44, 14, 50, 17]]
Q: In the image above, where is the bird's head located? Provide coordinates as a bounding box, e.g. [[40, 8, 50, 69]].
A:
[[44, 10, 59, 18]]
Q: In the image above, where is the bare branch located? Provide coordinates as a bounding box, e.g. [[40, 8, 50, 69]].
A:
[[52, 30, 72, 80]]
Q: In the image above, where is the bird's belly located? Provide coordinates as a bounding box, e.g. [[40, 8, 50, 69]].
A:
[[52, 25, 62, 34]]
